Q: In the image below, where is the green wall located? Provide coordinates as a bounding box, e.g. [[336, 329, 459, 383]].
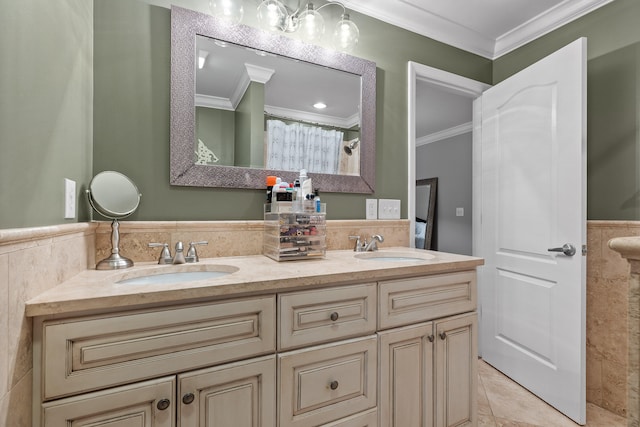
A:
[[196, 107, 235, 166], [92, 0, 491, 222], [0, 0, 93, 228], [493, 0, 640, 220]]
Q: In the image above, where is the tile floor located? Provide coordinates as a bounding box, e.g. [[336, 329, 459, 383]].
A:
[[478, 359, 627, 427]]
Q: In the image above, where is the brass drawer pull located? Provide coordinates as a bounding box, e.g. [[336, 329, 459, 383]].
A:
[[329, 380, 339, 390], [439, 332, 447, 340], [330, 312, 339, 321], [427, 335, 435, 342]]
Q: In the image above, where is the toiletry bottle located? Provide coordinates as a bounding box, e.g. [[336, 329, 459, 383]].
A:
[[266, 175, 277, 203], [314, 189, 321, 213], [293, 179, 302, 211]]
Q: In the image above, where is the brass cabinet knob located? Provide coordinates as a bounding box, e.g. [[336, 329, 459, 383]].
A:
[[329, 380, 339, 390], [427, 335, 435, 342], [330, 312, 339, 321], [157, 398, 171, 411], [182, 393, 195, 405], [439, 332, 447, 340]]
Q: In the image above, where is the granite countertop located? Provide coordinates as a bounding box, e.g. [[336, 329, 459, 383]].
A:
[[26, 247, 484, 317]]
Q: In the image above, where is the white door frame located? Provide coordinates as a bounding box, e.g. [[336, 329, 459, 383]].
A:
[[407, 62, 490, 249]]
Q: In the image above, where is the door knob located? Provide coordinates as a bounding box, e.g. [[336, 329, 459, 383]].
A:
[[547, 243, 576, 257]]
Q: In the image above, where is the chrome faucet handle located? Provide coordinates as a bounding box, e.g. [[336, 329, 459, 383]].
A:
[[186, 241, 208, 263], [349, 235, 363, 252], [149, 243, 172, 264], [173, 241, 186, 264]]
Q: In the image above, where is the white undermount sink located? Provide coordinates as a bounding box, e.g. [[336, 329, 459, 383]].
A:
[[116, 265, 239, 285], [354, 251, 435, 262]]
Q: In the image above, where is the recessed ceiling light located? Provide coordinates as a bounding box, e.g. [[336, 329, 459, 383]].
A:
[[314, 102, 327, 109]]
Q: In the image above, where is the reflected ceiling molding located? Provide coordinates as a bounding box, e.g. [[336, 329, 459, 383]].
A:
[[195, 94, 234, 110], [265, 104, 360, 129], [196, 63, 276, 110], [417, 122, 472, 147]]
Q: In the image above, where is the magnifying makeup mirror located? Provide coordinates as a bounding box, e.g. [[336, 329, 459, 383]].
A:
[[87, 171, 141, 270]]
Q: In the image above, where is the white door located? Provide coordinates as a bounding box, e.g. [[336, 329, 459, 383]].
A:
[[477, 38, 586, 424]]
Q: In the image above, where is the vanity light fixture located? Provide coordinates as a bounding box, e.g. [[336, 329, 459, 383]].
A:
[[213, 0, 360, 52]]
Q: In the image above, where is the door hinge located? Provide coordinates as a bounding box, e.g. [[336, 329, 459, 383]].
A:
[[582, 244, 587, 256]]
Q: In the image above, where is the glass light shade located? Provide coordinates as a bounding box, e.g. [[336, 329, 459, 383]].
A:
[[209, 0, 244, 24], [333, 13, 359, 52], [257, 0, 287, 32], [297, 3, 325, 43]]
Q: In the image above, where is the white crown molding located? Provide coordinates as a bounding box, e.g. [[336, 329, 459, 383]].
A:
[[416, 122, 472, 147], [341, 0, 613, 59], [244, 63, 275, 84], [494, 0, 615, 58], [195, 94, 234, 110], [265, 105, 359, 129], [341, 0, 495, 58]]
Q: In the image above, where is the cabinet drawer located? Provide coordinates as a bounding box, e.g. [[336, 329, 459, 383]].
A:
[[41, 296, 276, 400], [278, 336, 377, 427], [321, 409, 378, 426], [379, 271, 476, 329], [42, 376, 175, 427], [279, 283, 376, 350]]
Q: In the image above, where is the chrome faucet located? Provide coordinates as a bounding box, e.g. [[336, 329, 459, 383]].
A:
[[364, 234, 384, 251], [349, 234, 384, 252], [149, 241, 208, 264], [172, 241, 186, 264]]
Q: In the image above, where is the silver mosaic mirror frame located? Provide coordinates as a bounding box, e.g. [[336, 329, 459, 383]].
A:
[[170, 6, 376, 193]]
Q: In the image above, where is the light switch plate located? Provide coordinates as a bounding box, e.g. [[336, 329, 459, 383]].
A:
[[378, 199, 400, 219], [366, 199, 378, 219], [456, 207, 464, 217], [64, 178, 76, 219]]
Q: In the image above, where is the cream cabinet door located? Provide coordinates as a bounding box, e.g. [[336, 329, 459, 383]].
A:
[[434, 313, 477, 427], [378, 322, 434, 427], [42, 376, 175, 427], [178, 355, 276, 427]]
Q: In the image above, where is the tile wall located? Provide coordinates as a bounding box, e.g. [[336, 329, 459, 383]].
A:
[[0, 219, 633, 426], [587, 221, 640, 418]]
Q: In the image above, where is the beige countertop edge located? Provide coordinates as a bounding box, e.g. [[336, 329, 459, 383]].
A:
[[25, 248, 484, 318]]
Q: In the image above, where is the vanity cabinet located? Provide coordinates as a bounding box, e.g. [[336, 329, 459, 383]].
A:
[[378, 272, 478, 427], [33, 269, 477, 427], [378, 314, 477, 427]]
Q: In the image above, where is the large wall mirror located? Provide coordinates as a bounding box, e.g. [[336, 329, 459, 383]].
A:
[[170, 6, 376, 193]]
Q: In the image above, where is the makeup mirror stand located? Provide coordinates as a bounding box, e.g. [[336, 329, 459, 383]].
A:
[[98, 219, 133, 270], [87, 171, 142, 270]]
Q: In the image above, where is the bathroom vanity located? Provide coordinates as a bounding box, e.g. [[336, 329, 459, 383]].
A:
[[27, 248, 482, 427]]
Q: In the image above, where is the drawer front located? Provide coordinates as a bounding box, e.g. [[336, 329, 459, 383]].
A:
[[379, 271, 476, 329], [279, 283, 376, 350], [320, 409, 378, 427], [278, 336, 377, 427], [42, 376, 175, 427], [42, 296, 276, 400]]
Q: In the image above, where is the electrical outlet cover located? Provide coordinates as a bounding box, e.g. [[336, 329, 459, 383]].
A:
[[366, 199, 378, 219], [378, 199, 400, 219], [64, 178, 76, 219]]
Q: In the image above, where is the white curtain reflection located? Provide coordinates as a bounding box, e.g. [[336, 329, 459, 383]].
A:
[[266, 119, 342, 174]]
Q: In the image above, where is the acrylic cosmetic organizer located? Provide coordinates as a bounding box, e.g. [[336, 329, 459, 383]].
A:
[[263, 202, 327, 261]]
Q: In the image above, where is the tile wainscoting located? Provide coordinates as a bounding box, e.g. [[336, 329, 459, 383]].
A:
[[0, 219, 634, 426]]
